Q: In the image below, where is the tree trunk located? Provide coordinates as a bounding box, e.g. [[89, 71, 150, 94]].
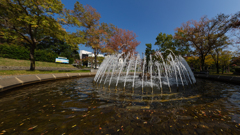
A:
[[216, 52, 219, 74], [29, 44, 36, 71], [200, 56, 205, 72], [216, 61, 219, 74], [91, 58, 94, 69], [222, 66, 224, 74], [94, 48, 97, 69]]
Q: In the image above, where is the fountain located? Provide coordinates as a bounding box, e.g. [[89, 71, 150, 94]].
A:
[[94, 50, 196, 95]]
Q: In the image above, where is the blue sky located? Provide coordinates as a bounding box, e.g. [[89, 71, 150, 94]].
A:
[[61, 0, 240, 54]]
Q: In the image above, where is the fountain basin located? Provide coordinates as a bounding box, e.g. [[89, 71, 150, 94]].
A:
[[0, 77, 240, 134]]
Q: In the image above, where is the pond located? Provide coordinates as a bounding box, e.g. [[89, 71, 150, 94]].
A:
[[0, 77, 240, 134]]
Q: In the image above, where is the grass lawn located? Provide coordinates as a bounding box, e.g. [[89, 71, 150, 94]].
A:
[[0, 70, 90, 76], [0, 57, 75, 68]]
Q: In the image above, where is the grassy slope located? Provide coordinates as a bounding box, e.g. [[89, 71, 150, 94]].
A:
[[0, 57, 91, 76], [0, 57, 74, 68]]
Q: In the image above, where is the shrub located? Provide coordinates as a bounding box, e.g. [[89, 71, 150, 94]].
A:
[[0, 43, 29, 60], [0, 44, 58, 62], [235, 68, 240, 73], [35, 49, 58, 62]]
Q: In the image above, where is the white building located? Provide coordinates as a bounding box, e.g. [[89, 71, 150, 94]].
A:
[[104, 54, 124, 66], [79, 50, 104, 68], [79, 50, 124, 68], [79, 50, 104, 59]]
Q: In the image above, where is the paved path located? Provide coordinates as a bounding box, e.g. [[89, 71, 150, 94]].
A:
[[0, 74, 36, 80]]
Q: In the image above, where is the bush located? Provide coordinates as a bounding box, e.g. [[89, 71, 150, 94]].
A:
[[235, 68, 240, 73], [0, 43, 29, 60], [0, 44, 58, 62], [69, 58, 74, 64], [230, 68, 235, 72], [35, 49, 58, 62]]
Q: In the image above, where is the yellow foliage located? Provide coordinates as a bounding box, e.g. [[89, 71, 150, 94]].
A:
[[205, 55, 214, 66]]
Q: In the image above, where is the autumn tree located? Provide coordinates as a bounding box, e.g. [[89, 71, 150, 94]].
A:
[[204, 55, 215, 71], [0, 0, 84, 70], [231, 11, 240, 44], [210, 36, 231, 74], [73, 3, 113, 68], [219, 50, 232, 74], [231, 56, 240, 66], [185, 56, 201, 71], [107, 28, 141, 55], [175, 14, 235, 71]]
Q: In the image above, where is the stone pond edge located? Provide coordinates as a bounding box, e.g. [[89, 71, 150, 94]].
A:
[[0, 72, 96, 92], [194, 74, 240, 85], [0, 73, 239, 93]]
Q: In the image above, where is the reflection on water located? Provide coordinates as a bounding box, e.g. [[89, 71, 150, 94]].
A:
[[0, 77, 240, 134]]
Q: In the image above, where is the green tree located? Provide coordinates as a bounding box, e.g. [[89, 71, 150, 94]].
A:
[[155, 32, 190, 57], [37, 38, 79, 63], [0, 0, 84, 70], [145, 43, 154, 72]]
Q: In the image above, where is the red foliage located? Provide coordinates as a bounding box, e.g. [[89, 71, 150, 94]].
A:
[[106, 28, 140, 54]]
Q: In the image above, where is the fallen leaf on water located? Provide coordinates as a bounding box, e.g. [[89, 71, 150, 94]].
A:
[[68, 115, 76, 118], [28, 125, 38, 130]]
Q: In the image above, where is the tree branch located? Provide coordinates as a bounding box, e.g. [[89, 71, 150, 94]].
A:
[[12, 26, 32, 44]]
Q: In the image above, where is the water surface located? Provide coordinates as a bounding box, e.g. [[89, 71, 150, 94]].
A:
[[0, 77, 240, 134]]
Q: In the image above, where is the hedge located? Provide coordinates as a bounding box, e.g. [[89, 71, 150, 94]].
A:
[[235, 68, 240, 73], [0, 44, 58, 62]]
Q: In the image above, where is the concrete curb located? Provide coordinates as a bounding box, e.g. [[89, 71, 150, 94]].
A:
[[194, 74, 240, 85], [0, 72, 96, 92]]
